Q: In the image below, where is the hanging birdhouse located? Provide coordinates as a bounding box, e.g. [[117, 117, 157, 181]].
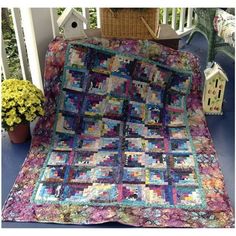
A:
[[57, 8, 87, 40], [202, 62, 228, 115]]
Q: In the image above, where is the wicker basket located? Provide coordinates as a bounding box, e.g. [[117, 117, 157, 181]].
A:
[[100, 8, 160, 40]]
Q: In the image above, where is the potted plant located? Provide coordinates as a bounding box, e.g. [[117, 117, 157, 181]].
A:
[[1, 78, 45, 143]]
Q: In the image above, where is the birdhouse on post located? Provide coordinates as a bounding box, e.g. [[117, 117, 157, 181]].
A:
[[57, 8, 88, 40], [202, 62, 228, 115]]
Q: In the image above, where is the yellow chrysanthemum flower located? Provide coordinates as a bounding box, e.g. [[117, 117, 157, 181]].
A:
[[7, 109, 16, 116], [14, 93, 20, 99], [25, 112, 35, 121], [35, 98, 40, 104], [30, 106, 36, 113], [10, 101, 16, 107], [4, 94, 10, 100], [5, 103, 11, 109], [25, 100, 32, 107], [25, 115, 31, 121], [17, 99, 24, 106], [6, 118, 14, 126], [15, 117, 21, 124], [18, 107, 26, 114], [2, 101, 7, 108]]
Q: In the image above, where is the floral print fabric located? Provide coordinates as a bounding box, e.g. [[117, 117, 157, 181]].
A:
[[214, 9, 235, 48]]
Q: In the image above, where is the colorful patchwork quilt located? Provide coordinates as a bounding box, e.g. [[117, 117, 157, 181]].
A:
[[2, 37, 234, 227]]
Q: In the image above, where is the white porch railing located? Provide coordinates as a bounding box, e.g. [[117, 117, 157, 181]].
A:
[[1, 8, 196, 91]]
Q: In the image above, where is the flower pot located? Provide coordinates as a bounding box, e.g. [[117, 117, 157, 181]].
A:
[[8, 123, 31, 144]]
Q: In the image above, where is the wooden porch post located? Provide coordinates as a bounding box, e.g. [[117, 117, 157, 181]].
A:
[[20, 8, 56, 92]]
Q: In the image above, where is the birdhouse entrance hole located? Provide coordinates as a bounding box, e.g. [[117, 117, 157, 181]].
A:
[[71, 21, 78, 28]]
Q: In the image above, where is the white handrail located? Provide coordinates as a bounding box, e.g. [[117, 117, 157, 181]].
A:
[[194, 11, 198, 24], [179, 8, 186, 33], [11, 8, 31, 81], [82, 8, 90, 29], [176, 8, 195, 36], [171, 8, 177, 30], [187, 8, 193, 28], [163, 8, 168, 24], [96, 7, 101, 28], [50, 8, 60, 38]]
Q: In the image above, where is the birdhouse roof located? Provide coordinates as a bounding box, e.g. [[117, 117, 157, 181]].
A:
[[57, 8, 87, 27], [204, 62, 228, 82]]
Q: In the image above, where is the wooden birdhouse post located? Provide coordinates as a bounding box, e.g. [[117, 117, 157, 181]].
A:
[[202, 62, 228, 115], [57, 8, 88, 40]]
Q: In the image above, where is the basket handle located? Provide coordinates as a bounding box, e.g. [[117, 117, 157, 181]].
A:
[[108, 8, 116, 17], [141, 17, 158, 39]]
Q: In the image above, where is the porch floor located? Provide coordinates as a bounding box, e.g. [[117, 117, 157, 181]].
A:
[[2, 33, 235, 227]]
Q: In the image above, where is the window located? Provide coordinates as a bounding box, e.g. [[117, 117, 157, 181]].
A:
[[218, 90, 221, 98], [215, 79, 218, 88], [208, 98, 211, 106]]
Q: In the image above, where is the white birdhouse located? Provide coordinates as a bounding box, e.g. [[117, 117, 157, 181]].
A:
[[202, 62, 228, 115], [57, 8, 88, 40]]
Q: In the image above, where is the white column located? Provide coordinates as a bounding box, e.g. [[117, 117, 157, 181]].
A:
[[30, 8, 55, 80], [20, 8, 43, 91], [21, 8, 56, 92], [11, 8, 31, 81], [1, 37, 9, 80]]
